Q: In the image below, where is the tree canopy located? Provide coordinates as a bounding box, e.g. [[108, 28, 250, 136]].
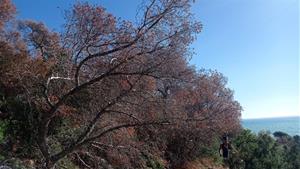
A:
[[0, 0, 241, 168]]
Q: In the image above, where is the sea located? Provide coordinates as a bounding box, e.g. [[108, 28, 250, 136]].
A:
[[242, 116, 300, 136]]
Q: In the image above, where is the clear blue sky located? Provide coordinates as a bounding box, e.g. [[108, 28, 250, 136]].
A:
[[12, 0, 299, 119]]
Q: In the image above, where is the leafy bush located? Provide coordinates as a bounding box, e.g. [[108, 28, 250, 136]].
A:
[[1, 97, 39, 157], [229, 129, 299, 169], [0, 122, 7, 143]]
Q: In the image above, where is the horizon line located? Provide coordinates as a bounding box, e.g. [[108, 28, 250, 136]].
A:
[[242, 115, 300, 120]]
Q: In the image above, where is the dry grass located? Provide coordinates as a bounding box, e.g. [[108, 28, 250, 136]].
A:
[[178, 158, 228, 169]]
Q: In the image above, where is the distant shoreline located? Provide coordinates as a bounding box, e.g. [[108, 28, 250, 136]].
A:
[[242, 115, 300, 120], [242, 116, 300, 136]]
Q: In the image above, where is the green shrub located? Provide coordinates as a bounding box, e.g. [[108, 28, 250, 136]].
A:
[[1, 158, 34, 169], [0, 121, 7, 143], [142, 153, 165, 169], [230, 129, 290, 169]]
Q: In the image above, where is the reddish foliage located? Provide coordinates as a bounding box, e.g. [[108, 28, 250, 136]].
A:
[[0, 0, 241, 168], [0, 0, 16, 29]]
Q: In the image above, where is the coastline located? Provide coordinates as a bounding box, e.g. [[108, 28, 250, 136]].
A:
[[242, 115, 300, 120], [241, 116, 300, 136]]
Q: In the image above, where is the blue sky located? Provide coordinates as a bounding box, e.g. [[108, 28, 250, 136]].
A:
[[12, 0, 299, 119]]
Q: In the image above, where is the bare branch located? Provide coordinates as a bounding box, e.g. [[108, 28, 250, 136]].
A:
[[75, 152, 92, 169]]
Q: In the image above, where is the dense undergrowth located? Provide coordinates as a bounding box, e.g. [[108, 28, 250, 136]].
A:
[[228, 130, 300, 169], [0, 0, 298, 169], [1, 123, 299, 169]]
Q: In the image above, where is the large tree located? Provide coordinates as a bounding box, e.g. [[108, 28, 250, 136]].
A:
[[0, 0, 241, 168]]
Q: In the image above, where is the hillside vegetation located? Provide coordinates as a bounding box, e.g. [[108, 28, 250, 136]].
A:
[[2, 0, 298, 169], [228, 130, 300, 169], [0, 0, 241, 168]]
